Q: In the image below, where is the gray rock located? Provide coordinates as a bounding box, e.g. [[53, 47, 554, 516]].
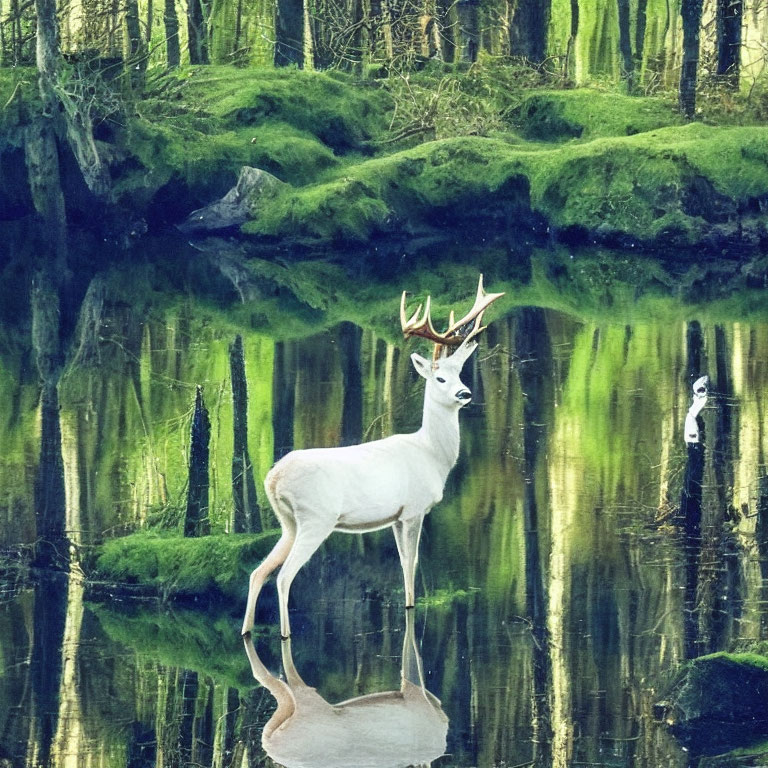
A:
[[179, 166, 287, 233]]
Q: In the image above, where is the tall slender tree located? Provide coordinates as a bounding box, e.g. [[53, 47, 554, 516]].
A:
[[187, 0, 210, 63], [617, 0, 634, 90], [164, 0, 181, 66], [715, 0, 741, 85], [679, 0, 703, 118]]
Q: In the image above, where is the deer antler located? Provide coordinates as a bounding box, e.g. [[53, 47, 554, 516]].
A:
[[400, 275, 504, 358]]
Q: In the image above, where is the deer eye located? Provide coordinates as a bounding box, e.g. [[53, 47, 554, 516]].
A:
[[436, 376, 446, 383]]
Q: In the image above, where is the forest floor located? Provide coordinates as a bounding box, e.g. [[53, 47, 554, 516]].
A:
[[2, 62, 768, 254]]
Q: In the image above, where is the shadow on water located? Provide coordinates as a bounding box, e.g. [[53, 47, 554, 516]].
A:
[[2, 227, 768, 766]]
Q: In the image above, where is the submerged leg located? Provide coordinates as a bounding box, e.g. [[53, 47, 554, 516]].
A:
[[393, 515, 424, 609], [241, 528, 295, 636], [276, 517, 336, 639]]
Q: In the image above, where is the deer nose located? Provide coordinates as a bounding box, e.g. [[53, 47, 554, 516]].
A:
[[456, 388, 472, 402]]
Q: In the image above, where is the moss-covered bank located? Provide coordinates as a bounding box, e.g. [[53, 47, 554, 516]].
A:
[[3, 65, 768, 252], [91, 531, 280, 600]]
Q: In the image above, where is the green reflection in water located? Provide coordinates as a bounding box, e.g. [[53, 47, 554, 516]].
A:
[[1, 242, 768, 766]]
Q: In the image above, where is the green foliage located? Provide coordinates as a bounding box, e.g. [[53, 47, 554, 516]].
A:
[[92, 531, 280, 599]]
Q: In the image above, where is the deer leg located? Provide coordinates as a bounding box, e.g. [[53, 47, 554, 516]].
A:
[[276, 518, 336, 639], [241, 527, 295, 636], [393, 515, 424, 609]]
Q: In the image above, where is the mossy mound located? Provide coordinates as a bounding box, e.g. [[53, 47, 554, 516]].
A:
[[514, 88, 683, 142], [92, 530, 280, 599], [117, 66, 392, 216], [242, 125, 768, 248]]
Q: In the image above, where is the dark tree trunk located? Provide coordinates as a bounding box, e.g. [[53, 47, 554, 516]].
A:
[[509, 0, 550, 63], [456, 0, 479, 62], [230, 335, 260, 533], [31, 275, 68, 569], [275, 0, 304, 66], [124, 0, 146, 88], [164, 0, 181, 66], [338, 323, 363, 447], [29, 574, 67, 766], [679, 0, 703, 118], [715, 0, 741, 85], [634, 0, 648, 76], [617, 0, 634, 90], [187, 0, 210, 63], [516, 308, 555, 762], [185, 386, 211, 537]]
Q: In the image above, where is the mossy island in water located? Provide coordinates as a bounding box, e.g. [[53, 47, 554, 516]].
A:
[[2, 63, 768, 255]]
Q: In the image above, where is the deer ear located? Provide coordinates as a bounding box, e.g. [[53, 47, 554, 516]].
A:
[[411, 353, 432, 380]]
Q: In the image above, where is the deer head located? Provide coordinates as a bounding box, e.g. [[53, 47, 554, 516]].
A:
[[401, 275, 504, 409]]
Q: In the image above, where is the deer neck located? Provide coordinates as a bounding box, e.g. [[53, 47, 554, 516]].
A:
[[419, 389, 461, 475]]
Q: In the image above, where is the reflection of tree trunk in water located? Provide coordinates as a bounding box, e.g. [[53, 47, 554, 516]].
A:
[[681, 441, 704, 660], [681, 321, 705, 659], [230, 335, 260, 533], [757, 476, 768, 638], [273, 342, 297, 461], [185, 387, 211, 537], [516, 308, 554, 764], [32, 275, 68, 569], [707, 325, 741, 652], [338, 323, 363, 447], [177, 670, 199, 765], [28, 573, 68, 768]]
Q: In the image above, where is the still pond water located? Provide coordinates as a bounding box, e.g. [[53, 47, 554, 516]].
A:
[[1, 237, 768, 768]]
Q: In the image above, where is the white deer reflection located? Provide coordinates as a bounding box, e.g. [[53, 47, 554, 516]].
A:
[[243, 611, 448, 768]]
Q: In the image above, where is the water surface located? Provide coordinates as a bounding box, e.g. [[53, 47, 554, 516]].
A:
[[1, 238, 767, 767]]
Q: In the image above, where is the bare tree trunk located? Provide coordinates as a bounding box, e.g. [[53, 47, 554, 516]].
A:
[[275, 0, 304, 65], [634, 0, 648, 78], [509, 0, 550, 63], [617, 0, 634, 90], [124, 0, 147, 88], [164, 0, 181, 66], [187, 0, 210, 62], [679, 0, 703, 118], [715, 0, 741, 85], [184, 386, 211, 537]]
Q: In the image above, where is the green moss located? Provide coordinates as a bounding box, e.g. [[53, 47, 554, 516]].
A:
[[139, 66, 390, 154], [242, 125, 768, 245], [92, 530, 280, 599], [514, 88, 682, 142], [0, 68, 38, 137]]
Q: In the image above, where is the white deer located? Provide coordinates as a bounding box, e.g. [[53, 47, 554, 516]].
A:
[[241, 276, 503, 638], [243, 609, 448, 768]]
